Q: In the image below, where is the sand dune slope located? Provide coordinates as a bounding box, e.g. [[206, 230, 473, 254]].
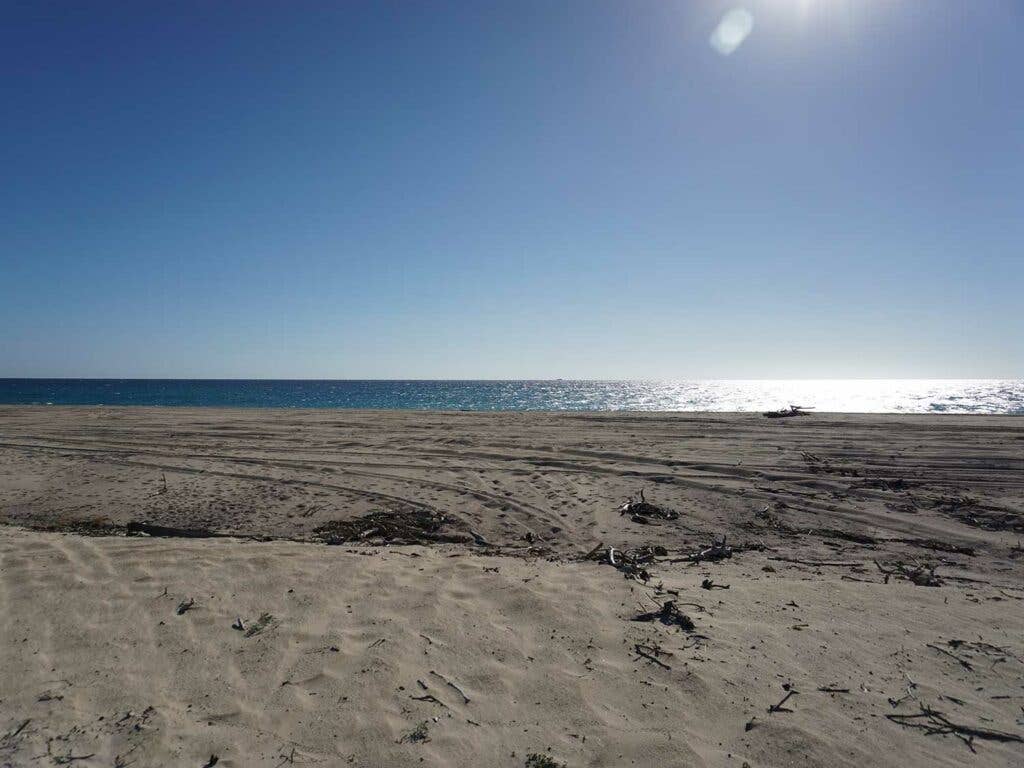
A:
[[2, 528, 1022, 768]]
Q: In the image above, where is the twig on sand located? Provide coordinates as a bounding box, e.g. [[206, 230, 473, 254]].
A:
[[888, 679, 918, 709], [874, 560, 942, 587], [947, 638, 1023, 665], [429, 670, 470, 704], [53, 753, 95, 765], [410, 694, 448, 708], [926, 643, 974, 672], [274, 747, 296, 767], [886, 704, 1024, 752], [4, 719, 30, 740], [44, 738, 95, 765], [634, 643, 672, 670], [768, 688, 797, 713], [769, 556, 863, 568]]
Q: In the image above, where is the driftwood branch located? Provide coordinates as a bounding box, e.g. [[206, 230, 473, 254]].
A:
[[887, 704, 1024, 752]]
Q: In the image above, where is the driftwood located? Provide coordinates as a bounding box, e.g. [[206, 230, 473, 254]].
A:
[[701, 578, 729, 590], [763, 405, 813, 419], [619, 489, 679, 523], [925, 638, 1021, 670], [660, 539, 734, 564], [598, 546, 663, 583], [874, 559, 942, 587], [315, 508, 468, 546], [632, 601, 696, 631], [948, 638, 1023, 664], [886, 704, 1024, 752], [683, 536, 733, 563]]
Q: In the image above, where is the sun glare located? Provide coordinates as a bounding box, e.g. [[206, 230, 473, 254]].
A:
[[710, 8, 755, 56]]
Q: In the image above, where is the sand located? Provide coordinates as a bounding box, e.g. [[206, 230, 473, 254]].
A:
[[1, 406, 1022, 767]]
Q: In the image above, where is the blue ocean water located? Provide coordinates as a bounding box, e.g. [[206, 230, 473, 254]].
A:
[[0, 379, 1021, 413]]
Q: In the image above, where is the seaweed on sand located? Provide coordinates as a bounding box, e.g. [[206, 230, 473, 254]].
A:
[[315, 507, 469, 545]]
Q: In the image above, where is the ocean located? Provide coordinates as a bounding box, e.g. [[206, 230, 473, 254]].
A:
[[0, 379, 1021, 413]]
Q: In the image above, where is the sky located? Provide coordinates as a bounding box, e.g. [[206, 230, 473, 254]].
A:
[[2, 1, 1022, 379]]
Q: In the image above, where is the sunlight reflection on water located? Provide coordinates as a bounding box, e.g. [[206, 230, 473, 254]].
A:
[[1, 379, 1021, 413]]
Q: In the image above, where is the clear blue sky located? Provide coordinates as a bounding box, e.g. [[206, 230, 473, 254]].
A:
[[2, 1, 1021, 379]]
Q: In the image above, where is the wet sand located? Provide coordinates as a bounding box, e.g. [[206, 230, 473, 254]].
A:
[[1, 407, 1022, 766]]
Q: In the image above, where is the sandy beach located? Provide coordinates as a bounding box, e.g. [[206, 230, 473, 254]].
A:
[[1, 406, 1022, 767]]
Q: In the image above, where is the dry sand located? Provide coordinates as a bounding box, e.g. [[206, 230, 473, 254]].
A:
[[1, 406, 1022, 767]]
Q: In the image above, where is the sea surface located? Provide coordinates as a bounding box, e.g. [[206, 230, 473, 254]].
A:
[[0, 379, 1021, 413]]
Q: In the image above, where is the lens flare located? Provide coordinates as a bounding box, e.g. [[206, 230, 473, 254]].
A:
[[710, 8, 754, 56]]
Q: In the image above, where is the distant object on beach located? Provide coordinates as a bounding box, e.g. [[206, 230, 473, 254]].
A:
[[763, 405, 815, 419]]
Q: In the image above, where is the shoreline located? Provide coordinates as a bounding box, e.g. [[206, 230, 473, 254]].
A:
[[3, 378, 1021, 415], [4, 403, 1023, 417]]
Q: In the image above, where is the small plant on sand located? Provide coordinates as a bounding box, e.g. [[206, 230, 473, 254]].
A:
[[400, 721, 430, 744], [525, 753, 566, 768]]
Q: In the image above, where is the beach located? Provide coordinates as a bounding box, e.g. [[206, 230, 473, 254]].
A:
[[1, 406, 1022, 766]]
